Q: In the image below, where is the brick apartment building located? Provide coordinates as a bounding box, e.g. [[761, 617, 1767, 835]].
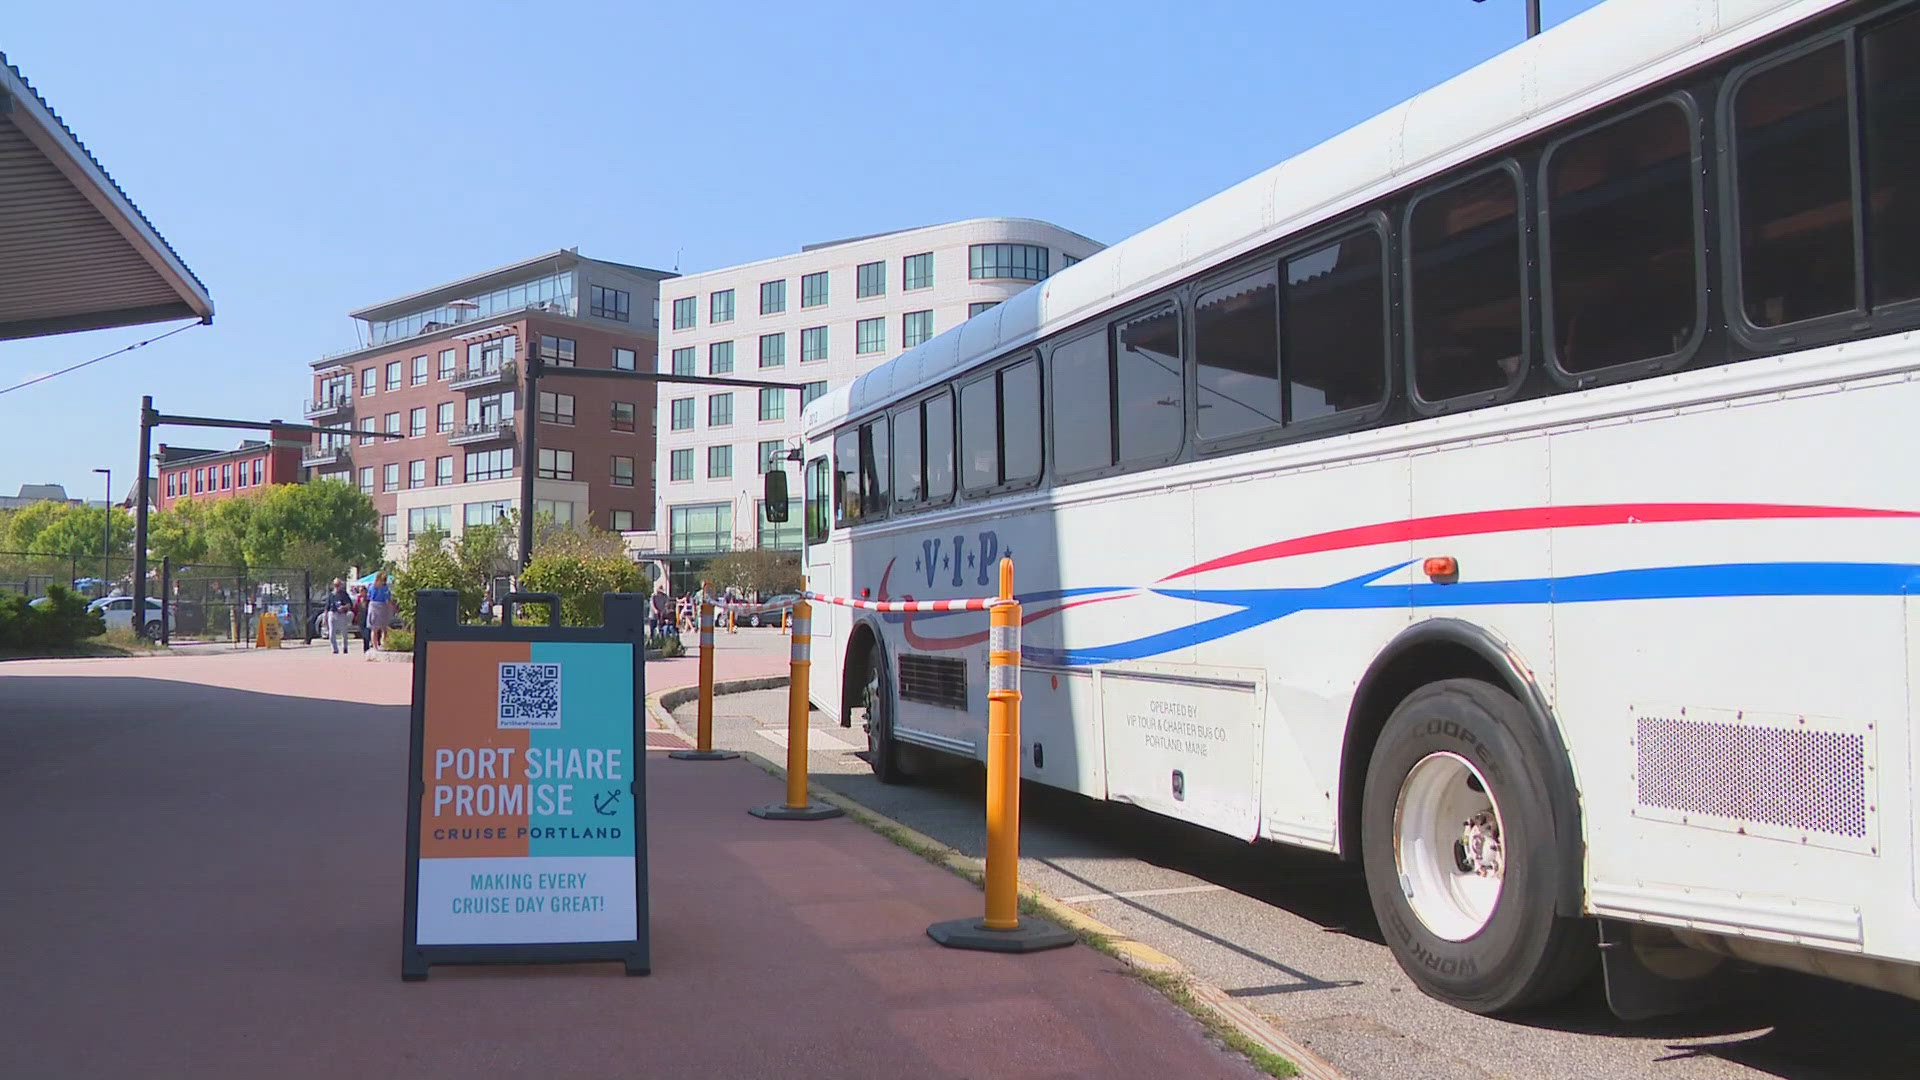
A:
[[303, 249, 673, 556], [154, 434, 304, 510]]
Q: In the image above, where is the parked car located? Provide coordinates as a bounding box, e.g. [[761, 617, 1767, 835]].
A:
[[734, 593, 802, 627], [86, 595, 172, 637]]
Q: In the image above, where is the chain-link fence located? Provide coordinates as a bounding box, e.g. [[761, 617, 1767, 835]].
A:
[[163, 562, 323, 645], [0, 550, 127, 604]]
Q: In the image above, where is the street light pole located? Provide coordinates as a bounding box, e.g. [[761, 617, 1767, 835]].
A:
[[93, 467, 111, 593], [519, 340, 541, 570], [1472, 0, 1543, 38]]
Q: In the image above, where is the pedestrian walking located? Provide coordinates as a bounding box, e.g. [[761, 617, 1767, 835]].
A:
[[650, 589, 671, 637], [365, 571, 394, 657], [352, 585, 371, 653], [325, 578, 354, 654]]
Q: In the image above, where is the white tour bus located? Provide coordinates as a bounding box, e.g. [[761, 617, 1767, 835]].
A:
[[772, 0, 1920, 1016]]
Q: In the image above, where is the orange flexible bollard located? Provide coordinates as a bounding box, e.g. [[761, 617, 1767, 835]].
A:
[[927, 558, 1072, 953], [669, 600, 738, 761], [750, 599, 841, 821]]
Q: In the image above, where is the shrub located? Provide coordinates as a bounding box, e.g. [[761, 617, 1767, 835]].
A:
[[646, 633, 685, 658], [382, 628, 414, 653], [392, 530, 478, 625], [0, 584, 106, 651], [518, 548, 644, 627]]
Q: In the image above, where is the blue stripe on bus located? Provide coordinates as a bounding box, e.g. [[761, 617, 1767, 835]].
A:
[[1023, 561, 1920, 667]]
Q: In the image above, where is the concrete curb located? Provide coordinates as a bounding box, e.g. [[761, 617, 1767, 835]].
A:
[[662, 679, 1343, 1080]]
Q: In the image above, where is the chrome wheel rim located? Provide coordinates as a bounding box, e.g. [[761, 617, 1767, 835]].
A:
[[1393, 752, 1506, 941]]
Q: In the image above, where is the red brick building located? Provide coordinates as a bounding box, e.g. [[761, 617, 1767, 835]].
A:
[[304, 249, 672, 556], [155, 434, 303, 510]]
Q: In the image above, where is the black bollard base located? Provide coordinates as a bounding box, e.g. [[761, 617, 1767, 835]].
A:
[[749, 802, 845, 821], [926, 916, 1076, 954], [667, 749, 740, 761]]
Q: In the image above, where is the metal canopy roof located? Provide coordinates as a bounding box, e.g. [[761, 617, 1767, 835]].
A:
[[0, 51, 213, 341]]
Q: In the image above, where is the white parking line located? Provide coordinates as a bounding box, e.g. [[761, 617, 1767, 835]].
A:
[[1056, 883, 1228, 905], [754, 728, 859, 753]]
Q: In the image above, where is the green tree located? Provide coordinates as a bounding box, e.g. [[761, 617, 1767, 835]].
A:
[[147, 481, 378, 571], [453, 522, 513, 595], [517, 522, 645, 626], [705, 544, 803, 598], [391, 529, 475, 624]]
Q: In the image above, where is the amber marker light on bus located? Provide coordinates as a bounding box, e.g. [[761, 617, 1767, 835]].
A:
[[1423, 556, 1459, 583]]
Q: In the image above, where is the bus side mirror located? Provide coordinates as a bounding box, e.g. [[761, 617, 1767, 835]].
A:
[[764, 469, 789, 521]]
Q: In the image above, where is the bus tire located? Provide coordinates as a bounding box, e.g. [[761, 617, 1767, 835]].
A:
[[1361, 678, 1593, 1014], [864, 644, 908, 785]]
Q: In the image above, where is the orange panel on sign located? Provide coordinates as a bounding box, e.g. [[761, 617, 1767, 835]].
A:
[[419, 640, 531, 858]]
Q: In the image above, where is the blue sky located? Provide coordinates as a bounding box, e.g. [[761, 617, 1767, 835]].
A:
[[1, 0, 1603, 500]]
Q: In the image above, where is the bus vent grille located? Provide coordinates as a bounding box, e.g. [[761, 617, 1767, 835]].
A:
[[1633, 710, 1874, 852], [898, 654, 968, 710]]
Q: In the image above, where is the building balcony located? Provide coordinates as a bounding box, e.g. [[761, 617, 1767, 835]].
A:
[[302, 445, 351, 468], [448, 420, 514, 446], [450, 360, 516, 391], [304, 395, 353, 420]]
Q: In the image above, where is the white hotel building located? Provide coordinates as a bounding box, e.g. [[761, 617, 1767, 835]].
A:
[[650, 218, 1102, 572]]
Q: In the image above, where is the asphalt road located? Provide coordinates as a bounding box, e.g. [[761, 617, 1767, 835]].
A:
[[674, 686, 1920, 1080]]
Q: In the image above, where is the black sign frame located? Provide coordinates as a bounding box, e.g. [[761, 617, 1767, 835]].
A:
[[401, 589, 649, 980]]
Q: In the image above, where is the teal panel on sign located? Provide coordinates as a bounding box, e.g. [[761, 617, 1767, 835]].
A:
[[526, 641, 637, 857]]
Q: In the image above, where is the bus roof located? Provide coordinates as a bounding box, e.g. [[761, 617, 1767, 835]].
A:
[[810, 0, 1841, 438]]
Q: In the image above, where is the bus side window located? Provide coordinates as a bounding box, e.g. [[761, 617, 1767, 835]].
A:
[[925, 391, 955, 501], [805, 456, 830, 544], [859, 416, 889, 517], [1050, 330, 1111, 476], [834, 429, 860, 525], [1114, 305, 1183, 464], [1408, 166, 1525, 405], [893, 403, 923, 506], [1285, 230, 1387, 420]]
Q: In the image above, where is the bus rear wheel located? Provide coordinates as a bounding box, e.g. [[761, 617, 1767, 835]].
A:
[[1361, 679, 1593, 1014]]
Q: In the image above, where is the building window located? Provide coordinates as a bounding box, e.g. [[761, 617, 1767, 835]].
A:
[[591, 284, 631, 322], [801, 380, 828, 407], [968, 301, 999, 319], [709, 340, 734, 375], [361, 417, 377, 446], [611, 455, 635, 487], [538, 391, 576, 425], [672, 296, 696, 329], [757, 439, 784, 475], [167, 474, 176, 498], [760, 279, 786, 314], [465, 448, 514, 482], [1063, 252, 1082, 269], [672, 347, 695, 377], [383, 463, 400, 492], [437, 401, 455, 433], [709, 393, 733, 426], [759, 387, 785, 421], [408, 505, 452, 537], [538, 334, 576, 367], [759, 332, 785, 368], [970, 243, 1050, 281], [610, 509, 634, 531], [254, 459, 265, 485], [800, 271, 829, 308], [436, 456, 453, 486], [669, 503, 733, 553], [710, 289, 735, 324], [409, 407, 427, 438], [537, 448, 575, 481], [614, 347, 636, 371], [539, 496, 577, 521], [236, 462, 247, 488], [800, 326, 828, 362], [670, 448, 694, 481], [409, 459, 427, 489], [902, 309, 932, 348], [220, 463, 232, 489], [856, 317, 886, 354], [362, 367, 378, 396], [708, 444, 732, 479], [670, 397, 695, 430], [385, 360, 402, 390], [412, 355, 429, 385], [385, 412, 401, 437], [903, 252, 933, 291], [467, 334, 516, 374], [856, 260, 886, 298], [357, 467, 372, 495], [464, 500, 512, 527], [438, 349, 456, 380], [757, 499, 802, 550], [383, 514, 397, 544], [611, 401, 636, 432]]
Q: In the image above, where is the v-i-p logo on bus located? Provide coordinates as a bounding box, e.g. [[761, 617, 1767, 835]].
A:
[[916, 529, 1006, 590]]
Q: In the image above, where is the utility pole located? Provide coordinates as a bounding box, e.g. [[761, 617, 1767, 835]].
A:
[[1472, 0, 1542, 38], [92, 467, 111, 592], [133, 397, 153, 635], [519, 340, 541, 569]]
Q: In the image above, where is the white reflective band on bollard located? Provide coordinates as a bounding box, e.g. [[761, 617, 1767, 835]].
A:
[[988, 623, 1016, 655], [790, 631, 811, 663], [989, 660, 1020, 693]]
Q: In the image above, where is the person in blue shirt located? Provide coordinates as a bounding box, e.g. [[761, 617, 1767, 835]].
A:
[[365, 572, 394, 658]]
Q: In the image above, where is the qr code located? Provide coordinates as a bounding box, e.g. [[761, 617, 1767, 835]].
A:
[[498, 662, 562, 728]]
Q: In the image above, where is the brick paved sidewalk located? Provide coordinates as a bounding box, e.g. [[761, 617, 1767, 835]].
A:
[[1, 652, 1258, 1078]]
